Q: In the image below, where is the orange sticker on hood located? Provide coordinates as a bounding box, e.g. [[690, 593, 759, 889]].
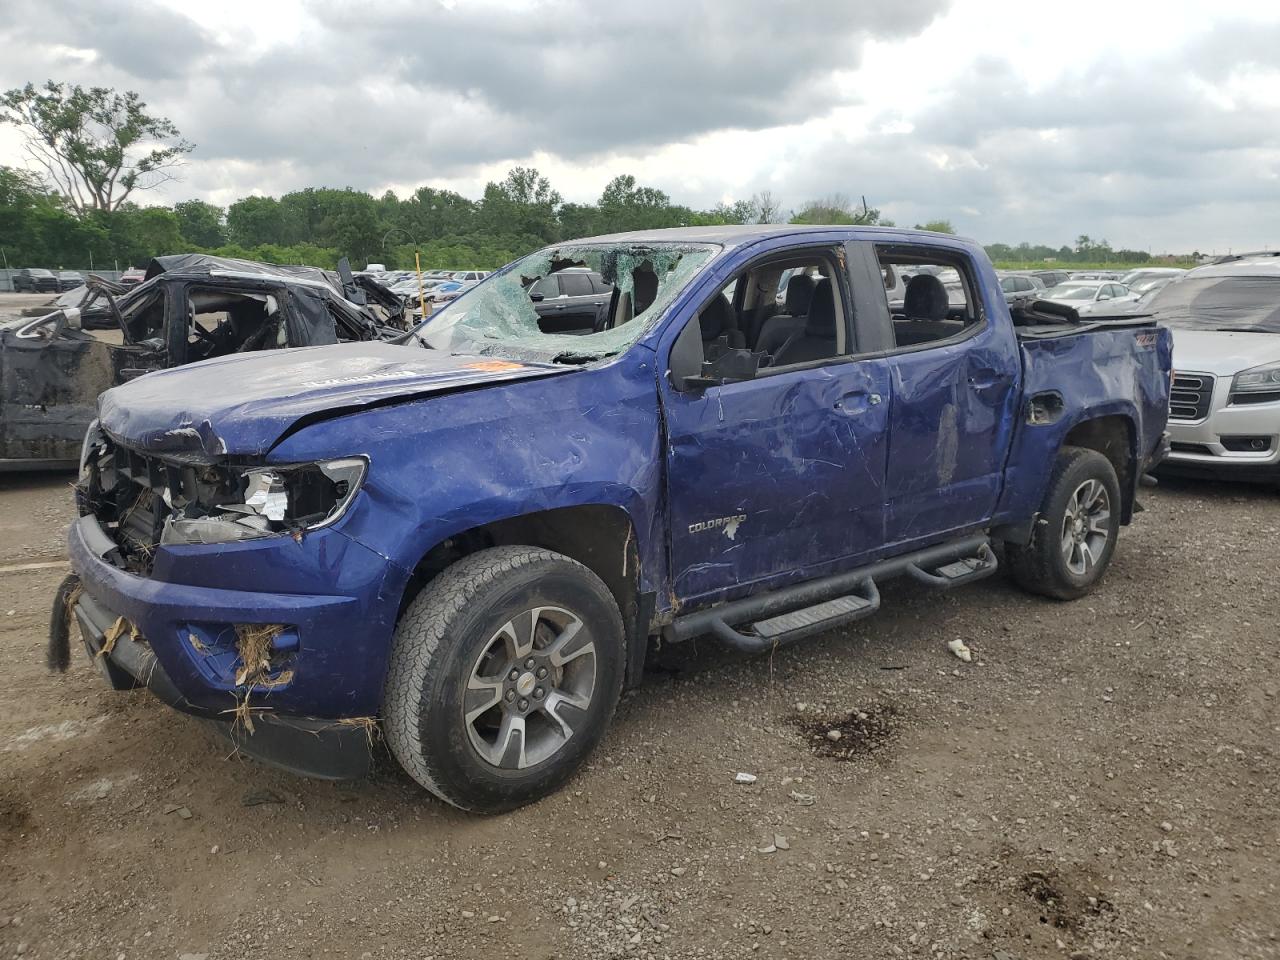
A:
[[463, 360, 525, 372]]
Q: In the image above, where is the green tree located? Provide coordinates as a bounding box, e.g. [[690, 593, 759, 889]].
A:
[[173, 199, 225, 247], [101, 205, 183, 265], [596, 174, 689, 232], [317, 189, 383, 266], [0, 81, 193, 214], [226, 195, 286, 247], [914, 219, 955, 234], [479, 167, 561, 243]]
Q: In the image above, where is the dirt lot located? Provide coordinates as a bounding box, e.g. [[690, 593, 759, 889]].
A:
[[0, 470, 1277, 960]]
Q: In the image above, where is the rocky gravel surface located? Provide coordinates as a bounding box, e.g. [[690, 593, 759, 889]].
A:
[[0, 471, 1277, 960]]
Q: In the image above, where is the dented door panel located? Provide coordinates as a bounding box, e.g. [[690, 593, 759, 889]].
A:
[[0, 326, 115, 463], [882, 325, 1021, 544], [663, 361, 891, 603]]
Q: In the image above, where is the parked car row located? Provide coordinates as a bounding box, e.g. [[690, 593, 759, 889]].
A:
[[1, 254, 404, 471], [1003, 254, 1279, 484], [1141, 252, 1280, 483], [10, 268, 85, 292]]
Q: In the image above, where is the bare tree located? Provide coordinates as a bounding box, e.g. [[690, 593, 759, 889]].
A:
[[0, 81, 193, 214], [750, 190, 784, 224], [791, 193, 893, 226]]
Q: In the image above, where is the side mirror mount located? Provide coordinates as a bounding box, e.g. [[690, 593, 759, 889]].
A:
[[680, 346, 763, 390], [668, 312, 764, 392]]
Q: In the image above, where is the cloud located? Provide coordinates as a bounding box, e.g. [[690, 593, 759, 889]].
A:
[[1, 0, 214, 81], [767, 19, 1280, 250], [1, 0, 1278, 251], [0, 0, 949, 199]]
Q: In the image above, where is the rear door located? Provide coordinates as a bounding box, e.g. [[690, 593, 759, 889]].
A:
[[871, 243, 1022, 546]]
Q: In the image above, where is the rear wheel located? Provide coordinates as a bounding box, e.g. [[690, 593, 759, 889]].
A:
[[1007, 446, 1121, 600], [383, 546, 624, 813]]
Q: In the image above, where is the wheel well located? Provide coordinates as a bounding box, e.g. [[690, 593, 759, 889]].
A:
[[1063, 415, 1136, 521], [403, 504, 642, 647]]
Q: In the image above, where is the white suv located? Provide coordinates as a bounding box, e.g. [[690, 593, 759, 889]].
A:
[[1152, 254, 1280, 482]]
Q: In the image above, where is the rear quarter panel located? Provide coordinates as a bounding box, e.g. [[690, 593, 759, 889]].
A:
[[994, 325, 1172, 524]]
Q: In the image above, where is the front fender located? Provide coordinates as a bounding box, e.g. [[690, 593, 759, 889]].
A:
[[269, 352, 668, 598]]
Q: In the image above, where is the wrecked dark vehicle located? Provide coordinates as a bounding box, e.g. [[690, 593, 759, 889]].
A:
[[55, 226, 1171, 813], [1, 254, 404, 470]]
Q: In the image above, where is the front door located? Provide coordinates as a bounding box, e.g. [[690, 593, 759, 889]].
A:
[[661, 244, 891, 603]]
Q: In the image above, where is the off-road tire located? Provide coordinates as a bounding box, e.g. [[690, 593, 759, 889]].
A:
[[1007, 446, 1122, 601], [383, 546, 624, 813]]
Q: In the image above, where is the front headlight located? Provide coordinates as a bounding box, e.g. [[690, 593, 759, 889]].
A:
[[1230, 361, 1280, 399], [161, 457, 368, 545]]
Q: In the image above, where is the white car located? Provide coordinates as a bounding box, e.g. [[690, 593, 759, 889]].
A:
[[1042, 280, 1138, 315], [1120, 267, 1185, 293], [1150, 255, 1280, 482]]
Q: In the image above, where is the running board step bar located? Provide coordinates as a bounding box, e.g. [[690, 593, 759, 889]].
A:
[[905, 543, 998, 590], [750, 579, 880, 641], [666, 534, 996, 655]]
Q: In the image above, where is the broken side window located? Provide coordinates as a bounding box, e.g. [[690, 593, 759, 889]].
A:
[[185, 288, 283, 362], [416, 242, 716, 363], [120, 291, 166, 346]]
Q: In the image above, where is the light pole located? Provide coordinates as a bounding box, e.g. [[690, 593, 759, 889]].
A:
[[382, 227, 428, 319]]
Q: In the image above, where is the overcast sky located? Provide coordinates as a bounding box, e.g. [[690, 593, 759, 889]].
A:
[[2, 0, 1278, 253]]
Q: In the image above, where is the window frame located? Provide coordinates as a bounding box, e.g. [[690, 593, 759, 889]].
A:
[[667, 243, 859, 390], [558, 271, 595, 298], [866, 243, 990, 358], [530, 275, 561, 300]]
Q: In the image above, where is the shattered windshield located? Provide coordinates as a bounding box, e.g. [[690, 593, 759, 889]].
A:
[[416, 242, 717, 363], [1149, 276, 1280, 334]]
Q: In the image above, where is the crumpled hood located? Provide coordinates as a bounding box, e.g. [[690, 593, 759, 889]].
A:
[[98, 342, 566, 458], [1168, 328, 1280, 377]]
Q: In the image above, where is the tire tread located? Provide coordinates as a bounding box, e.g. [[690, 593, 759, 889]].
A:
[[383, 546, 620, 811], [1007, 445, 1120, 601]]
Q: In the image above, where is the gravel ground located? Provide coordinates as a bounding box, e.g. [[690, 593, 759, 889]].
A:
[[0, 470, 1277, 960], [0, 292, 60, 322]]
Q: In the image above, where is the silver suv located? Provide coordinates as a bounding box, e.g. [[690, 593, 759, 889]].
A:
[[1152, 254, 1280, 482]]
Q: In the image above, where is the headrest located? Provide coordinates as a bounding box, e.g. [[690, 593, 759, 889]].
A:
[[804, 279, 836, 338], [784, 273, 816, 315], [699, 294, 736, 341], [904, 274, 949, 321]]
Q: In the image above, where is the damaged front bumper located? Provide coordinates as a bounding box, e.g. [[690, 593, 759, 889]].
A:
[[64, 513, 402, 779]]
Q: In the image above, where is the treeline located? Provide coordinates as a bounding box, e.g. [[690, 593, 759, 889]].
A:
[[1, 164, 1176, 271], [986, 235, 1192, 265]]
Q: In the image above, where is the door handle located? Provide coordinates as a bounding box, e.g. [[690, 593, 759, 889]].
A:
[[834, 391, 882, 413]]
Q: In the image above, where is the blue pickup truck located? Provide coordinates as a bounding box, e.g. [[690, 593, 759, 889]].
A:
[[54, 226, 1171, 812]]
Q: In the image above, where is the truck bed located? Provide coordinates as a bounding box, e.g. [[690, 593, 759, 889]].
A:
[[993, 316, 1172, 528]]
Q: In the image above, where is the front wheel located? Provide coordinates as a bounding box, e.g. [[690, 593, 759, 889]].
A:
[[1007, 446, 1122, 600], [383, 546, 625, 813]]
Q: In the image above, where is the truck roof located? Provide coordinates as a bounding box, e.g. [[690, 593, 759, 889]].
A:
[[568, 224, 970, 248]]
